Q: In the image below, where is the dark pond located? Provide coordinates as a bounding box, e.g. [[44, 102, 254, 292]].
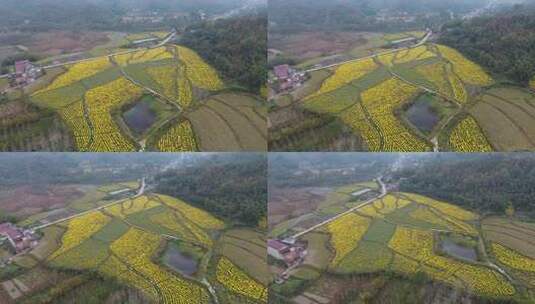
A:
[[405, 96, 439, 134], [441, 239, 478, 261], [122, 99, 156, 135], [163, 243, 198, 276]]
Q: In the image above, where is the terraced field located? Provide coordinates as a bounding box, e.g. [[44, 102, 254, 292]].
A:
[[274, 187, 535, 302], [27, 45, 265, 152], [294, 43, 535, 151], [8, 193, 267, 304]]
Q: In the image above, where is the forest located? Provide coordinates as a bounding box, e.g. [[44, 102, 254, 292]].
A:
[[153, 153, 267, 226], [180, 12, 267, 92], [439, 4, 535, 85], [394, 154, 535, 217]]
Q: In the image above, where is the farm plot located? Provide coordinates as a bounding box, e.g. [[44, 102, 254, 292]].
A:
[[294, 42, 513, 151], [212, 229, 269, 303], [25, 44, 261, 152], [186, 94, 266, 151], [286, 191, 523, 299], [482, 217, 535, 260], [468, 87, 535, 151], [34, 193, 262, 303]]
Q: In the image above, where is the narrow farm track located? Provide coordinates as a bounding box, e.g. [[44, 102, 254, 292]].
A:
[[108, 55, 186, 151], [304, 31, 432, 73], [114, 59, 182, 112], [0, 30, 176, 80], [289, 177, 386, 240], [32, 178, 145, 231]]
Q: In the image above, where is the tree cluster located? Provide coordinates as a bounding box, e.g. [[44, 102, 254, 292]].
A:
[[153, 153, 267, 226], [179, 12, 267, 93], [393, 154, 535, 217], [439, 5, 535, 85]]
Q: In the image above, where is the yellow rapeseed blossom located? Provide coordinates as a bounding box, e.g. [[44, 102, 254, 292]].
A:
[[176, 46, 224, 91], [216, 257, 267, 302], [437, 45, 493, 86], [492, 243, 535, 272], [449, 116, 492, 152], [49, 211, 110, 260], [309, 58, 377, 98], [327, 213, 370, 266], [156, 120, 197, 152], [35, 57, 111, 93]]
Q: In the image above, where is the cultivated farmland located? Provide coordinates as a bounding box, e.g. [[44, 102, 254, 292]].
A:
[[2, 190, 268, 304], [15, 44, 266, 152], [270, 182, 535, 303], [272, 41, 535, 151]]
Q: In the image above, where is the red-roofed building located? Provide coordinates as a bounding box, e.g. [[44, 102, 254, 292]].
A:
[[273, 64, 290, 80], [0, 223, 36, 253], [15, 60, 30, 76], [10, 60, 42, 87], [268, 239, 307, 267], [268, 239, 289, 260]]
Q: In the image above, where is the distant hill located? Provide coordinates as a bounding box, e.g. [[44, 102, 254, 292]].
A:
[[0, 0, 246, 31], [268, 0, 487, 32]]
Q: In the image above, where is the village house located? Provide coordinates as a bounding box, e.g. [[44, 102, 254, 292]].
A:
[[272, 64, 305, 93], [268, 239, 307, 267], [0, 223, 37, 254], [10, 60, 43, 87]]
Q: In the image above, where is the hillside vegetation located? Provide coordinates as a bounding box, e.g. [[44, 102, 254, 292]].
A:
[[154, 153, 267, 226], [394, 154, 535, 216], [439, 5, 535, 85], [180, 13, 267, 92]]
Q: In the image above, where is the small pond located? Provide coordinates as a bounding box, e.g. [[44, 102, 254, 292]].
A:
[[441, 239, 478, 262], [405, 95, 440, 134], [163, 243, 198, 276], [122, 99, 156, 135]]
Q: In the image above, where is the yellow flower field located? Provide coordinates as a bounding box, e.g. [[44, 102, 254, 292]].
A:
[[356, 78, 430, 151], [176, 46, 224, 91], [492, 243, 535, 272], [105, 196, 160, 218], [110, 228, 211, 303], [82, 77, 143, 151], [157, 194, 224, 230], [308, 58, 377, 98], [49, 211, 110, 260], [35, 57, 112, 93], [389, 226, 514, 297], [449, 116, 493, 152], [156, 120, 197, 152], [402, 193, 477, 221], [216, 257, 267, 302], [437, 45, 493, 86], [327, 213, 371, 266]]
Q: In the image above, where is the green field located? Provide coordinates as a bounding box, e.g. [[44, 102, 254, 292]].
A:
[[185, 93, 267, 151], [273, 41, 535, 152], [6, 44, 265, 152], [3, 191, 267, 304], [272, 187, 535, 303]]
